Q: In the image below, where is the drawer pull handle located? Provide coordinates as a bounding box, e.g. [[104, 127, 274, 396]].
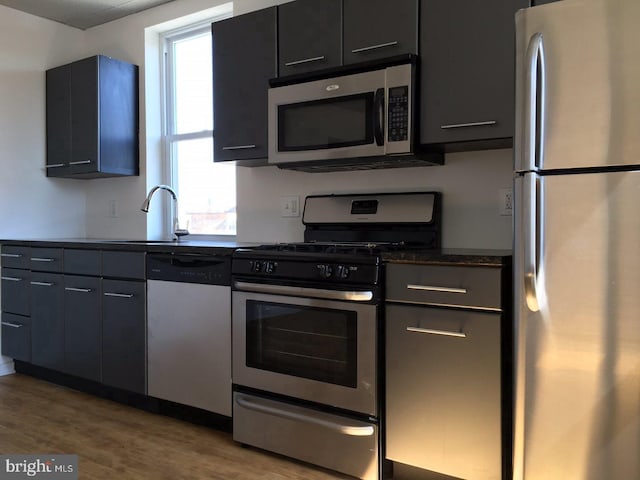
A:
[[406, 326, 467, 338], [30, 281, 54, 287], [65, 287, 92, 293], [69, 160, 92, 165], [104, 292, 134, 298], [45, 163, 66, 168], [31, 257, 55, 262], [440, 120, 497, 129], [407, 284, 467, 294], [1, 253, 23, 258], [1, 276, 23, 282], [222, 144, 257, 151], [285, 55, 326, 66], [351, 41, 398, 54], [1, 321, 23, 328]]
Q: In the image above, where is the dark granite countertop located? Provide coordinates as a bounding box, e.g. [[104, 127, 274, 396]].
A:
[[0, 238, 260, 255], [382, 248, 512, 267]]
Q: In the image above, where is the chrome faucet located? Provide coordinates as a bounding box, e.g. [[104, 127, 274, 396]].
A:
[[141, 185, 189, 240]]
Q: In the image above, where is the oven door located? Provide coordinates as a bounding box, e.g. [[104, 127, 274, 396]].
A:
[[232, 288, 378, 416]]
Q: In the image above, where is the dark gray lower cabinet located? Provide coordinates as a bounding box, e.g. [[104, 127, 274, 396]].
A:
[[64, 275, 101, 381], [1, 313, 31, 362], [1, 268, 31, 316], [101, 279, 146, 394], [30, 273, 64, 371]]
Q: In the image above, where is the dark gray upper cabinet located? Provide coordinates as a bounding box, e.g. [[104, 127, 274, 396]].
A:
[[532, 0, 561, 4], [212, 7, 277, 164], [278, 0, 342, 76], [343, 0, 418, 65], [46, 55, 139, 178], [419, 0, 528, 148]]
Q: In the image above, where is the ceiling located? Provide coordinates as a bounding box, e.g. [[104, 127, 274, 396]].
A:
[[0, 0, 176, 30]]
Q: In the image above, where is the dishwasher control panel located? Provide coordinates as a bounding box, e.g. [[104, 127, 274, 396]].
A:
[[146, 253, 231, 285]]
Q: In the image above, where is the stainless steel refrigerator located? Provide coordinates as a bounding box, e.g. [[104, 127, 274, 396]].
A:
[[513, 0, 640, 479]]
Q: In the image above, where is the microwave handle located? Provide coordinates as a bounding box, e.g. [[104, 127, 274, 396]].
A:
[[374, 88, 385, 146]]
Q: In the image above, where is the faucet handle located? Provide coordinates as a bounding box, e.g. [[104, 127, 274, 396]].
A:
[[174, 228, 190, 238]]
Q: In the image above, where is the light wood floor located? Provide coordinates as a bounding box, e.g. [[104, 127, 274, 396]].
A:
[[0, 374, 349, 479]]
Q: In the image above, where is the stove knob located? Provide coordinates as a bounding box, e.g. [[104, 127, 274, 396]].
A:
[[264, 261, 276, 274], [252, 260, 262, 273], [317, 264, 333, 278], [337, 265, 350, 279]]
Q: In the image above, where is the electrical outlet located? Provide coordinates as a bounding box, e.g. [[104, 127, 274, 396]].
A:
[[280, 195, 300, 217], [499, 188, 513, 216], [108, 199, 119, 218]]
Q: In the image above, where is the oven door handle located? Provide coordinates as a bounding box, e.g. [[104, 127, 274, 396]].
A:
[[233, 281, 374, 302], [236, 394, 375, 437]]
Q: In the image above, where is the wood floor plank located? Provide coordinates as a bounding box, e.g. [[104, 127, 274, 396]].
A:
[[0, 374, 348, 479]]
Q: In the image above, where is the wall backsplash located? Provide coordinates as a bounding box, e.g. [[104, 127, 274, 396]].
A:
[[237, 148, 514, 249]]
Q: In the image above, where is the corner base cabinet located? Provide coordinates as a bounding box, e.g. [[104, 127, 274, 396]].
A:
[[46, 55, 139, 178], [385, 261, 511, 480]]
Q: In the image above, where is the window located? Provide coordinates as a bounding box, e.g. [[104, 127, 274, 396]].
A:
[[164, 20, 235, 236]]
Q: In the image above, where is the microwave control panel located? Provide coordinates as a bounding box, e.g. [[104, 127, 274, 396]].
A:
[[388, 86, 409, 142]]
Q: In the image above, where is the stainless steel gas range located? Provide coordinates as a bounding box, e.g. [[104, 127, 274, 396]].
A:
[[231, 192, 441, 480]]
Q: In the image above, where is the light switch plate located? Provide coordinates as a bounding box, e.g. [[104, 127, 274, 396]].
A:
[[280, 195, 300, 217]]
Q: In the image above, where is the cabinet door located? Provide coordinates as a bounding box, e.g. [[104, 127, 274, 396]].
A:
[[102, 279, 146, 394], [30, 272, 65, 371], [278, 0, 342, 76], [1, 313, 31, 362], [420, 0, 528, 146], [70, 56, 99, 175], [64, 275, 101, 381], [343, 0, 418, 65], [1, 268, 31, 316], [212, 7, 277, 162], [386, 305, 502, 480], [45, 64, 72, 177]]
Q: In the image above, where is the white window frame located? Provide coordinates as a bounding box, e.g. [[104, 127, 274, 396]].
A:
[[161, 12, 234, 240]]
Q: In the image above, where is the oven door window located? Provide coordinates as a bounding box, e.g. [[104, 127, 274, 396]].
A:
[[278, 93, 374, 151], [246, 300, 357, 388]]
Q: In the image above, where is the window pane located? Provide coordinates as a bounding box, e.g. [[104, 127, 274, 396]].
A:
[[174, 137, 236, 235], [173, 32, 213, 134]]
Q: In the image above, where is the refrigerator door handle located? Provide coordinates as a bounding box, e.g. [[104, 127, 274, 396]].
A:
[[523, 172, 541, 312], [523, 32, 546, 172]]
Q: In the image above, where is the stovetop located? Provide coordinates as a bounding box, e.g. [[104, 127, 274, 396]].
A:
[[244, 241, 427, 256]]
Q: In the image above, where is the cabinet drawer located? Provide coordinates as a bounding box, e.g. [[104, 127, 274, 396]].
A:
[[102, 251, 145, 279], [30, 248, 63, 272], [1, 313, 31, 362], [1, 268, 31, 316], [386, 264, 501, 310], [64, 249, 101, 275], [1, 246, 30, 269]]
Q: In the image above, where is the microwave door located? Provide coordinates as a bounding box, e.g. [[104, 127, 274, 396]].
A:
[[268, 69, 388, 165]]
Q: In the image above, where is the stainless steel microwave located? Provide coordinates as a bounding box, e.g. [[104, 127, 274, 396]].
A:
[[268, 60, 442, 172]]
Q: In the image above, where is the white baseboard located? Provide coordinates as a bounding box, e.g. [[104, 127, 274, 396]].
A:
[[0, 358, 15, 376]]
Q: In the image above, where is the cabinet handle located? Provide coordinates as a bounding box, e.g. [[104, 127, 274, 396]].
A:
[[440, 120, 497, 129], [1, 276, 23, 282], [406, 326, 467, 338], [30, 281, 55, 287], [222, 145, 257, 151], [407, 284, 467, 294], [1, 321, 23, 328], [351, 41, 398, 54], [104, 292, 134, 298], [69, 160, 92, 165], [45, 163, 66, 168], [284, 55, 326, 66], [1, 253, 23, 258], [30, 257, 55, 262], [65, 287, 92, 293]]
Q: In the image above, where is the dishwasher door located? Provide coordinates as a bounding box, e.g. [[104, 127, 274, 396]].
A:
[[147, 279, 231, 416]]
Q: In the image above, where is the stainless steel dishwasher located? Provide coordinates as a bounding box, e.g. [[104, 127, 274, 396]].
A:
[[147, 252, 231, 416]]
